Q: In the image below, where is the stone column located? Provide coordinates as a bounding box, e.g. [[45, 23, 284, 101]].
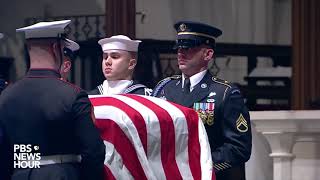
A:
[[263, 132, 295, 180]]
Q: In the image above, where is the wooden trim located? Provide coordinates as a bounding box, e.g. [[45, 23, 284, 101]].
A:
[[105, 0, 136, 38], [292, 0, 320, 109]]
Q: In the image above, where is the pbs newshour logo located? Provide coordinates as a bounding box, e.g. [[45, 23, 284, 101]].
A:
[[14, 144, 41, 168]]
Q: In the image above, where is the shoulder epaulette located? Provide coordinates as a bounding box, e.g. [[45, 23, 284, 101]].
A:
[[212, 77, 231, 88], [171, 75, 182, 79], [212, 77, 232, 101], [151, 75, 181, 97], [123, 84, 146, 94]]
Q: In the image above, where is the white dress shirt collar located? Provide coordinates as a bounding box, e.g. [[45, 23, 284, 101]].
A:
[[182, 70, 207, 92]]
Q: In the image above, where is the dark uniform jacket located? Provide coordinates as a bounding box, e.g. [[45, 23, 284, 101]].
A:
[[88, 81, 151, 95], [152, 71, 252, 180], [0, 69, 105, 180]]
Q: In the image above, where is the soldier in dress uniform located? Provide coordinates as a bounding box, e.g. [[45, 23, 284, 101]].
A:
[[0, 20, 105, 180], [152, 21, 252, 180], [88, 35, 151, 95], [60, 38, 80, 81]]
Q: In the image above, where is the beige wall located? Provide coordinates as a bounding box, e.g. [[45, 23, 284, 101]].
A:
[[136, 0, 291, 44], [136, 0, 291, 84]]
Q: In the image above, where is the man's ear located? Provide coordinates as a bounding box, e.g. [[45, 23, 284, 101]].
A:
[[204, 48, 214, 61], [128, 58, 137, 70], [63, 60, 72, 73]]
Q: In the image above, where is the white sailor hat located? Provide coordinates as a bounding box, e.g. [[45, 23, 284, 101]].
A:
[[0, 33, 3, 39], [16, 20, 71, 39], [98, 35, 141, 52]]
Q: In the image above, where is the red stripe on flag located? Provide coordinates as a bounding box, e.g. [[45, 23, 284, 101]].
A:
[[125, 95, 183, 180], [104, 166, 116, 180], [96, 119, 148, 180], [90, 97, 147, 153], [171, 103, 202, 180]]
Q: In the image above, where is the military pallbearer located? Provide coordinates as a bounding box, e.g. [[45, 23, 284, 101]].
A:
[[152, 21, 252, 180]]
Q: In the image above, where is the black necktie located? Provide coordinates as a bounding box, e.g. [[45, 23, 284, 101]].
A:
[[183, 78, 191, 93]]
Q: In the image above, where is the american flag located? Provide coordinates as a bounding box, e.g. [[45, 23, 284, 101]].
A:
[[89, 94, 214, 180]]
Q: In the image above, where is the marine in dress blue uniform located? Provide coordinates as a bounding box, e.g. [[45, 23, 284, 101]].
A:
[[152, 21, 252, 180], [0, 20, 105, 180]]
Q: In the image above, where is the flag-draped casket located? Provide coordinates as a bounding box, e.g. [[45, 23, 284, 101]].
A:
[[89, 94, 214, 180]]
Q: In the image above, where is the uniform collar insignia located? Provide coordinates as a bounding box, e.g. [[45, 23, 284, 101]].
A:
[[201, 83, 207, 88]]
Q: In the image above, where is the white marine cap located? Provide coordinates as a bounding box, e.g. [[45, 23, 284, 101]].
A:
[[16, 20, 71, 39], [0, 33, 3, 39], [98, 35, 141, 52]]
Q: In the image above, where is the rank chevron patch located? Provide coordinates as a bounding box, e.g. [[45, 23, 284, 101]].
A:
[[236, 114, 248, 132]]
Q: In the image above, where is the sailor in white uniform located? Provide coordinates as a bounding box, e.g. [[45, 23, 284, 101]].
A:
[[88, 35, 151, 95]]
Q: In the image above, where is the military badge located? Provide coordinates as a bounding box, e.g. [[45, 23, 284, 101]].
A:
[[180, 23, 187, 32], [236, 114, 248, 132], [201, 83, 207, 88], [198, 110, 208, 123], [208, 92, 216, 97], [194, 102, 215, 125], [206, 110, 214, 126]]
